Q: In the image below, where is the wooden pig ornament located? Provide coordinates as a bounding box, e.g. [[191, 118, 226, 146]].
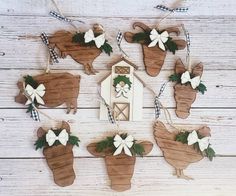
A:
[[15, 72, 81, 115], [124, 22, 187, 77], [87, 133, 153, 192]]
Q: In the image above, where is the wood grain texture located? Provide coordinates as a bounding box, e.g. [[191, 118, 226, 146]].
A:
[[124, 22, 187, 77], [153, 121, 211, 180], [15, 72, 81, 113], [0, 0, 236, 195]]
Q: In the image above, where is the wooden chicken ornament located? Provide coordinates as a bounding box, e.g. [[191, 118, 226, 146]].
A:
[[48, 24, 113, 75], [169, 58, 207, 119], [124, 22, 187, 77], [87, 133, 153, 191], [15, 72, 81, 119], [35, 121, 80, 186], [153, 121, 215, 180]]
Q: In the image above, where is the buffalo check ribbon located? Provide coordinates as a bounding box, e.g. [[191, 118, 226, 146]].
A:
[[155, 5, 188, 13]]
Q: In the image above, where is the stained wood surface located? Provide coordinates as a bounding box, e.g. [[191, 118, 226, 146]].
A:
[[1, 0, 236, 195]]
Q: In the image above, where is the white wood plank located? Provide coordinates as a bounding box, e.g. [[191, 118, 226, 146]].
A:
[[0, 157, 236, 196], [1, 69, 235, 108], [0, 108, 235, 158], [0, 16, 236, 70], [1, 0, 236, 17]]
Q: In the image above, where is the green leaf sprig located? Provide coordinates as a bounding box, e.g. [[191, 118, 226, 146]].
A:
[[34, 129, 80, 150], [96, 133, 145, 156], [175, 131, 216, 161], [132, 30, 178, 54], [72, 32, 113, 55], [169, 73, 207, 94], [113, 75, 132, 89]]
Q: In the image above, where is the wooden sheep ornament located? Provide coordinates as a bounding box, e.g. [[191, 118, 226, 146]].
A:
[[15, 72, 81, 115], [124, 22, 187, 77], [153, 121, 215, 180], [87, 133, 153, 191], [99, 58, 144, 121], [48, 24, 113, 75], [35, 121, 80, 187]]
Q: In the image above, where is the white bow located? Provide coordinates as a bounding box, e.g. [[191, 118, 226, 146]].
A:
[[46, 129, 69, 146], [187, 130, 210, 151], [25, 84, 46, 105], [113, 134, 134, 156], [148, 29, 169, 51], [181, 71, 201, 89], [115, 83, 129, 98], [84, 29, 105, 48]]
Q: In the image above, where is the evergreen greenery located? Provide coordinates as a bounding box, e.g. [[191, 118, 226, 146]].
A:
[[72, 32, 113, 55], [132, 30, 178, 54], [34, 129, 80, 150], [169, 73, 207, 94], [96, 133, 145, 156], [175, 131, 216, 161], [113, 75, 132, 89]]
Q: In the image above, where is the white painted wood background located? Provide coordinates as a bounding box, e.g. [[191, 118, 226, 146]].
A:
[[0, 0, 236, 195]]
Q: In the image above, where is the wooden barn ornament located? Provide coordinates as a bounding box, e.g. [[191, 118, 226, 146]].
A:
[[35, 121, 80, 187], [153, 121, 215, 180], [15, 72, 81, 120], [99, 58, 144, 121], [47, 24, 112, 75], [124, 22, 187, 77], [87, 133, 153, 191]]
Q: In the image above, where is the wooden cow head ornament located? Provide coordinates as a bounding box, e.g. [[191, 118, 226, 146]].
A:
[[124, 22, 187, 77]]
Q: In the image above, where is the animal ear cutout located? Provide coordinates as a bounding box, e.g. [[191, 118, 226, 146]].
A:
[[37, 127, 46, 138], [192, 62, 203, 77], [61, 121, 70, 133], [173, 39, 187, 50], [87, 143, 107, 157], [138, 141, 153, 155], [197, 126, 211, 137], [175, 58, 186, 74], [165, 27, 180, 35]]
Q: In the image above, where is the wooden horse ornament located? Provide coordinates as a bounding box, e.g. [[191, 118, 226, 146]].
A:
[[124, 22, 187, 77]]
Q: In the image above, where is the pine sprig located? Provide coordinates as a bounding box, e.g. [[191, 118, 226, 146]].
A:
[[169, 73, 207, 94], [132, 30, 178, 53], [24, 75, 38, 88], [72, 32, 113, 55], [175, 131, 216, 161], [113, 75, 132, 89], [34, 129, 80, 150], [95, 134, 146, 156]]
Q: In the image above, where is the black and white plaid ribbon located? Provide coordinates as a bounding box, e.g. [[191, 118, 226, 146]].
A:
[[105, 102, 115, 124], [41, 32, 59, 64], [182, 24, 190, 58], [31, 107, 40, 121], [116, 30, 128, 57], [155, 5, 188, 13], [154, 82, 168, 119], [50, 10, 72, 22]]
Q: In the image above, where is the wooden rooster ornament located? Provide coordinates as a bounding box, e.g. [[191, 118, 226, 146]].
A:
[[47, 24, 112, 75], [153, 121, 215, 180], [35, 121, 80, 187], [169, 58, 207, 119], [124, 22, 187, 77], [87, 133, 153, 191]]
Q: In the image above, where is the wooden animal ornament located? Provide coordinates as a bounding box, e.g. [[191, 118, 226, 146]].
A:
[[35, 121, 80, 186], [124, 22, 187, 77], [169, 58, 207, 119], [47, 24, 113, 75], [15, 72, 81, 120], [153, 121, 215, 180], [99, 57, 144, 121], [87, 133, 153, 191]]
